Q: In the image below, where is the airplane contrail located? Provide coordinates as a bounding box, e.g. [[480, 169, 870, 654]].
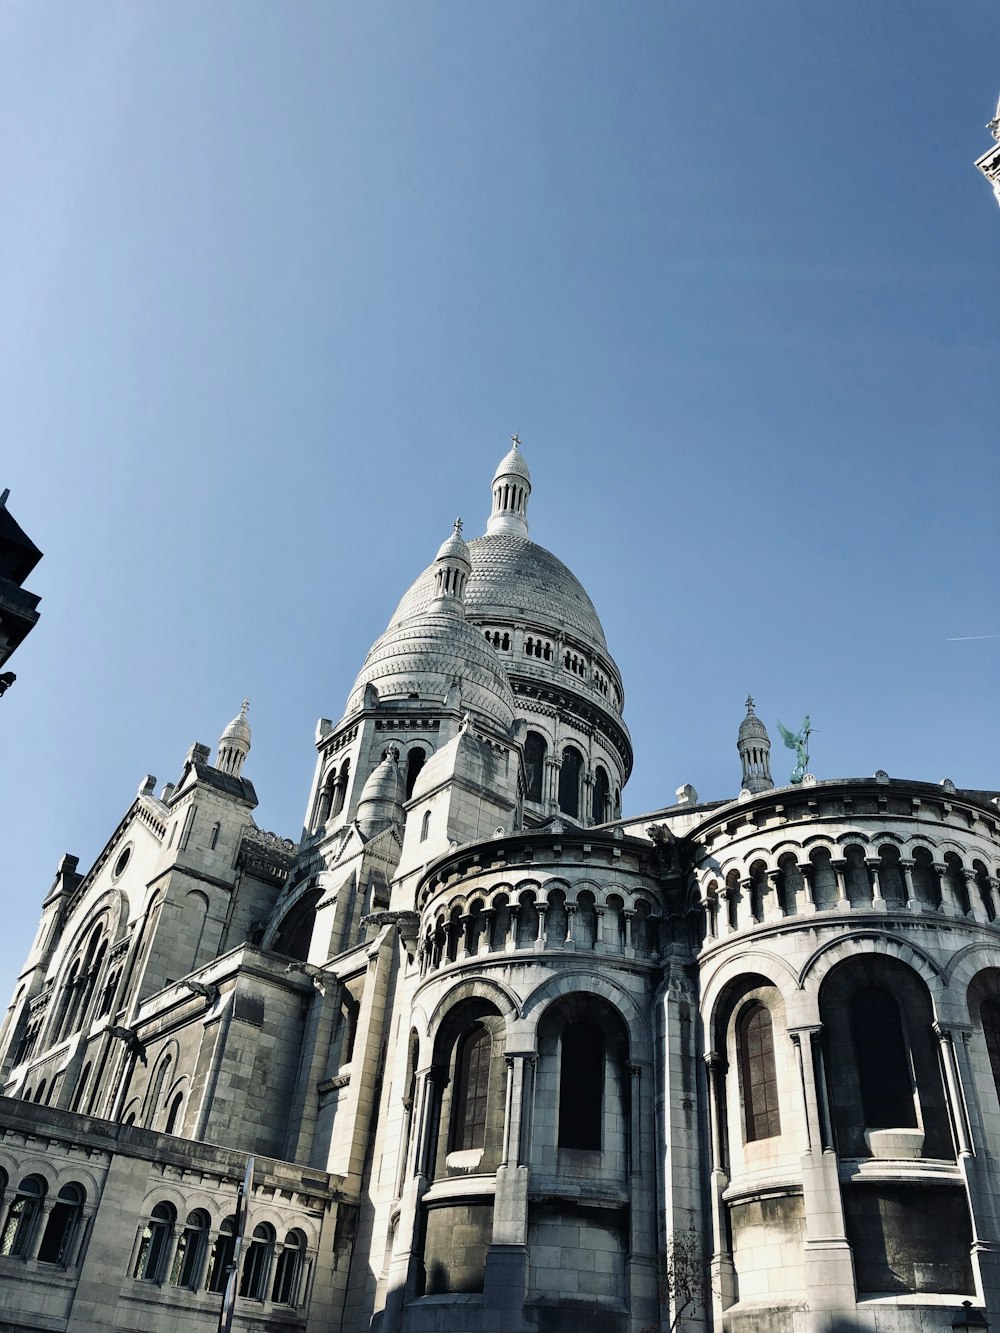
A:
[[946, 634, 1000, 641]]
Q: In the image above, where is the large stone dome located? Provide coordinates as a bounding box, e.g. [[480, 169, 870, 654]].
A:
[[388, 532, 609, 654], [346, 606, 516, 731]]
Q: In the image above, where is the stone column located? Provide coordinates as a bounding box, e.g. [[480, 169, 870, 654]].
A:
[[965, 871, 990, 925], [26, 1199, 57, 1261], [455, 916, 471, 962], [799, 860, 817, 915], [66, 1205, 96, 1270], [704, 1052, 736, 1319], [900, 858, 918, 911], [936, 1024, 1000, 1314], [622, 908, 635, 955], [488, 1053, 534, 1318], [479, 907, 495, 954], [936, 862, 959, 915], [987, 878, 1000, 923], [788, 1024, 856, 1322], [534, 903, 546, 951], [506, 906, 519, 952], [866, 858, 886, 911], [594, 906, 606, 954], [831, 859, 849, 909], [739, 877, 754, 927]]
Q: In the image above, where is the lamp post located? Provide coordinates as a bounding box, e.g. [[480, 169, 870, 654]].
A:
[[952, 1300, 990, 1332]]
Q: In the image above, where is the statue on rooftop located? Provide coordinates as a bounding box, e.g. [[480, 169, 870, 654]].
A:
[[777, 715, 812, 784]]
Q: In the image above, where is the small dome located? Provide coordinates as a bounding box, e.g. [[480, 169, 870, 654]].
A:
[[220, 700, 252, 746], [435, 518, 471, 566], [738, 698, 769, 741], [358, 747, 407, 808], [347, 612, 516, 730], [492, 438, 531, 485]]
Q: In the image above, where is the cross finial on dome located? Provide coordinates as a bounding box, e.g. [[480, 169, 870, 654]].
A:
[[241, 698, 250, 718], [745, 695, 755, 714], [454, 517, 463, 536], [511, 431, 521, 448]]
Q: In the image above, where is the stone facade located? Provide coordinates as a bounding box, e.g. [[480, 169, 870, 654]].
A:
[[1, 442, 999, 1333]]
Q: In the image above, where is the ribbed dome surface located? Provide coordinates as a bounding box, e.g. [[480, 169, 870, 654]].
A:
[[388, 533, 609, 654], [347, 609, 516, 729]]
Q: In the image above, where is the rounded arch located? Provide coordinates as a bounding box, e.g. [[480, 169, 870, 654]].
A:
[[700, 948, 801, 1039], [798, 931, 945, 1000], [521, 969, 652, 1060], [424, 973, 520, 1035]]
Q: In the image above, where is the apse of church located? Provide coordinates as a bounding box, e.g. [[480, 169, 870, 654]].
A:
[[1, 441, 1000, 1333]]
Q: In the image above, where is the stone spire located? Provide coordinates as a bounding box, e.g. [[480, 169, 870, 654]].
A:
[[486, 434, 531, 537], [430, 518, 472, 612], [216, 699, 251, 777], [737, 696, 773, 794]]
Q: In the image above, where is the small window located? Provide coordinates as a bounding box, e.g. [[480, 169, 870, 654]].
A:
[[451, 1027, 491, 1152], [164, 1091, 184, 1136], [524, 732, 547, 804], [133, 1202, 175, 1281], [239, 1223, 274, 1300], [271, 1230, 305, 1305], [420, 810, 431, 842], [0, 1176, 45, 1258], [737, 1002, 781, 1141], [37, 1184, 85, 1266], [406, 747, 427, 799], [559, 1022, 603, 1149], [206, 1217, 236, 1293], [171, 1210, 209, 1288], [558, 747, 583, 819]]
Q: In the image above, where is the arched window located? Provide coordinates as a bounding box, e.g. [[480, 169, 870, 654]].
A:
[[239, 1223, 274, 1300], [420, 810, 431, 842], [145, 1054, 172, 1128], [271, 1229, 305, 1305], [272, 888, 321, 963], [38, 1184, 85, 1266], [737, 1002, 781, 1141], [170, 1210, 209, 1288], [406, 747, 427, 799], [450, 1026, 492, 1152], [315, 768, 336, 829], [982, 998, 1000, 1101], [558, 747, 583, 819], [850, 986, 915, 1129], [524, 732, 547, 804], [205, 1216, 236, 1294], [70, 1063, 92, 1113], [331, 759, 350, 816], [558, 1022, 604, 1149], [591, 765, 610, 824], [164, 1090, 184, 1135], [0, 1176, 45, 1257], [133, 1202, 175, 1281]]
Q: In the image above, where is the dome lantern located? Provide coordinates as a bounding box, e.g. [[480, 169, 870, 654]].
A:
[[430, 518, 471, 611], [216, 699, 251, 778], [737, 695, 773, 794], [487, 434, 532, 537]]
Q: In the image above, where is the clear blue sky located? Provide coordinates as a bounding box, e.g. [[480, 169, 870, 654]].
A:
[[1, 2, 998, 1000]]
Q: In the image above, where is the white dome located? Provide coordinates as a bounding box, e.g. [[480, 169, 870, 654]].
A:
[[492, 441, 531, 485], [388, 532, 610, 656], [346, 610, 516, 731]]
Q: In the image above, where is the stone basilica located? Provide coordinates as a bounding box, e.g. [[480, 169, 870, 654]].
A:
[[2, 441, 1000, 1333]]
